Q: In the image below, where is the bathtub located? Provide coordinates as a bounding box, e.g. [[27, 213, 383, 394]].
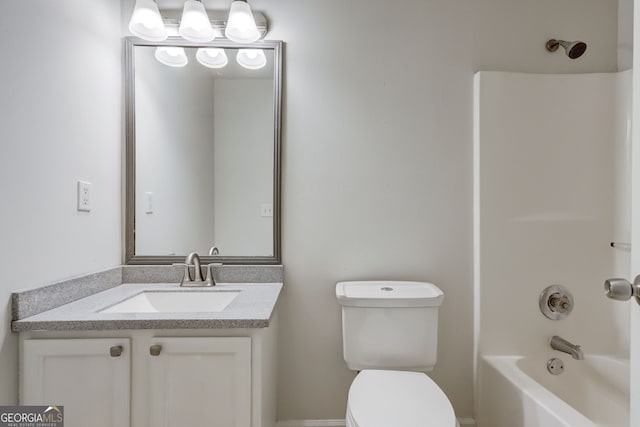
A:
[[477, 355, 629, 427]]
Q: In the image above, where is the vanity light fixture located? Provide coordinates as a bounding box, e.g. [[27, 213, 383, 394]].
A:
[[179, 0, 215, 42], [154, 47, 188, 67], [129, 0, 267, 43], [236, 49, 266, 69], [196, 48, 229, 68], [129, 0, 167, 41], [225, 0, 261, 43]]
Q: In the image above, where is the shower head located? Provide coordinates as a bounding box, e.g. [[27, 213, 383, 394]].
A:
[[546, 39, 587, 59]]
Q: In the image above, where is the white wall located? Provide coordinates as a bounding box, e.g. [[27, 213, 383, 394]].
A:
[[135, 47, 216, 255], [213, 79, 274, 256], [0, 0, 122, 404]]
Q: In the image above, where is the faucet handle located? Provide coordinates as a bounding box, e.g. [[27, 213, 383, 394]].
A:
[[205, 263, 223, 286], [549, 293, 571, 313], [172, 263, 191, 285], [204, 264, 214, 286], [539, 285, 574, 320]]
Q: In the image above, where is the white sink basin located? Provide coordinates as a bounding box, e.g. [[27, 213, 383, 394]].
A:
[[99, 290, 240, 314]]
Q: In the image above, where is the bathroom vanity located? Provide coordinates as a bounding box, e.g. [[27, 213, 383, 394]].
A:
[[12, 266, 282, 427]]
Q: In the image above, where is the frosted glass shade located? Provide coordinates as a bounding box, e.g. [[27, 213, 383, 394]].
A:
[[225, 1, 260, 43], [179, 0, 215, 42], [155, 47, 188, 67], [196, 48, 228, 68], [236, 49, 266, 70], [129, 0, 167, 41]]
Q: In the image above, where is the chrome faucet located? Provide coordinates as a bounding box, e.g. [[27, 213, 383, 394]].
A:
[[176, 252, 215, 287], [550, 335, 584, 360], [186, 252, 204, 282]]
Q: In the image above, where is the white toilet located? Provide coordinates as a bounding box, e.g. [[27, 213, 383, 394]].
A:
[[336, 281, 459, 427]]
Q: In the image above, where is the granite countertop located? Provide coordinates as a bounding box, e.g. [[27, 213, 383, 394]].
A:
[[12, 282, 283, 332]]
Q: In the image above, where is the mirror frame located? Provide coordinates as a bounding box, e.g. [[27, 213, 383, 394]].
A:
[[124, 37, 282, 265]]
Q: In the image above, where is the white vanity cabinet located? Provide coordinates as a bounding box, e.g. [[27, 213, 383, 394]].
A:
[[21, 338, 131, 427], [19, 324, 277, 427], [146, 337, 251, 427]]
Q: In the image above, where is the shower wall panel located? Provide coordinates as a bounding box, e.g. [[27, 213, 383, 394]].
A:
[[473, 71, 631, 360]]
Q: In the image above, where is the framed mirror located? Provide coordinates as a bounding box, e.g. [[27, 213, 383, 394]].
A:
[[125, 37, 282, 264]]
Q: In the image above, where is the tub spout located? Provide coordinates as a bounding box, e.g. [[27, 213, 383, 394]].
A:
[[550, 335, 584, 360]]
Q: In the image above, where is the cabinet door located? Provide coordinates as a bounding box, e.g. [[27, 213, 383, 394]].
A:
[[148, 337, 251, 427], [21, 338, 130, 427]]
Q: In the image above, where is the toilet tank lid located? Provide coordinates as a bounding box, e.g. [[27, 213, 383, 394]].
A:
[[336, 281, 444, 307]]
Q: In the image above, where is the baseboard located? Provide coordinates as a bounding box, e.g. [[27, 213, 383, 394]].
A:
[[277, 418, 476, 427], [276, 421, 345, 427]]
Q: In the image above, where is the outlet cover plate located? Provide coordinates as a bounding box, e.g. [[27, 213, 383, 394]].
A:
[[77, 180, 91, 212]]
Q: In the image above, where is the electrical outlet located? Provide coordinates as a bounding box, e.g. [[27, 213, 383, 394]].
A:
[[260, 203, 273, 217], [77, 181, 91, 212]]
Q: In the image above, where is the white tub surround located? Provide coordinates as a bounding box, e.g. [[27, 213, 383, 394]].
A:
[[478, 356, 629, 427], [473, 71, 631, 426]]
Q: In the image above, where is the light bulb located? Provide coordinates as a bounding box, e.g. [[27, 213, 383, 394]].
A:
[[196, 48, 229, 68], [179, 0, 215, 42], [155, 47, 188, 67], [225, 1, 260, 43], [129, 0, 167, 41], [236, 49, 266, 70]]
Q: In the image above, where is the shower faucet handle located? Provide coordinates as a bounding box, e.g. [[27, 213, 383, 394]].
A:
[[548, 293, 571, 313], [604, 276, 640, 305], [539, 285, 573, 320]]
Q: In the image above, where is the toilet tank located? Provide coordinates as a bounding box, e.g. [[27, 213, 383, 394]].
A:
[[336, 281, 444, 372]]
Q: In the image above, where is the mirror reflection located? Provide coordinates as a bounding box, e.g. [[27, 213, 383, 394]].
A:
[[127, 40, 281, 263]]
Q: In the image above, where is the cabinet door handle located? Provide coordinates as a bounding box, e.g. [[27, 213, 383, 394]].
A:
[[149, 344, 162, 356], [110, 345, 124, 357]]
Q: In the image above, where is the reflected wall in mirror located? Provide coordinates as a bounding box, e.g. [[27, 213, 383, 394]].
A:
[[125, 38, 282, 264]]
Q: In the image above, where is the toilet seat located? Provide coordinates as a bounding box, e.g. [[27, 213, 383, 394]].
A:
[[346, 370, 457, 427]]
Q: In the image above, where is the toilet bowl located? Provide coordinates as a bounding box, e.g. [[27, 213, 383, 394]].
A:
[[346, 370, 458, 427], [336, 281, 458, 427]]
